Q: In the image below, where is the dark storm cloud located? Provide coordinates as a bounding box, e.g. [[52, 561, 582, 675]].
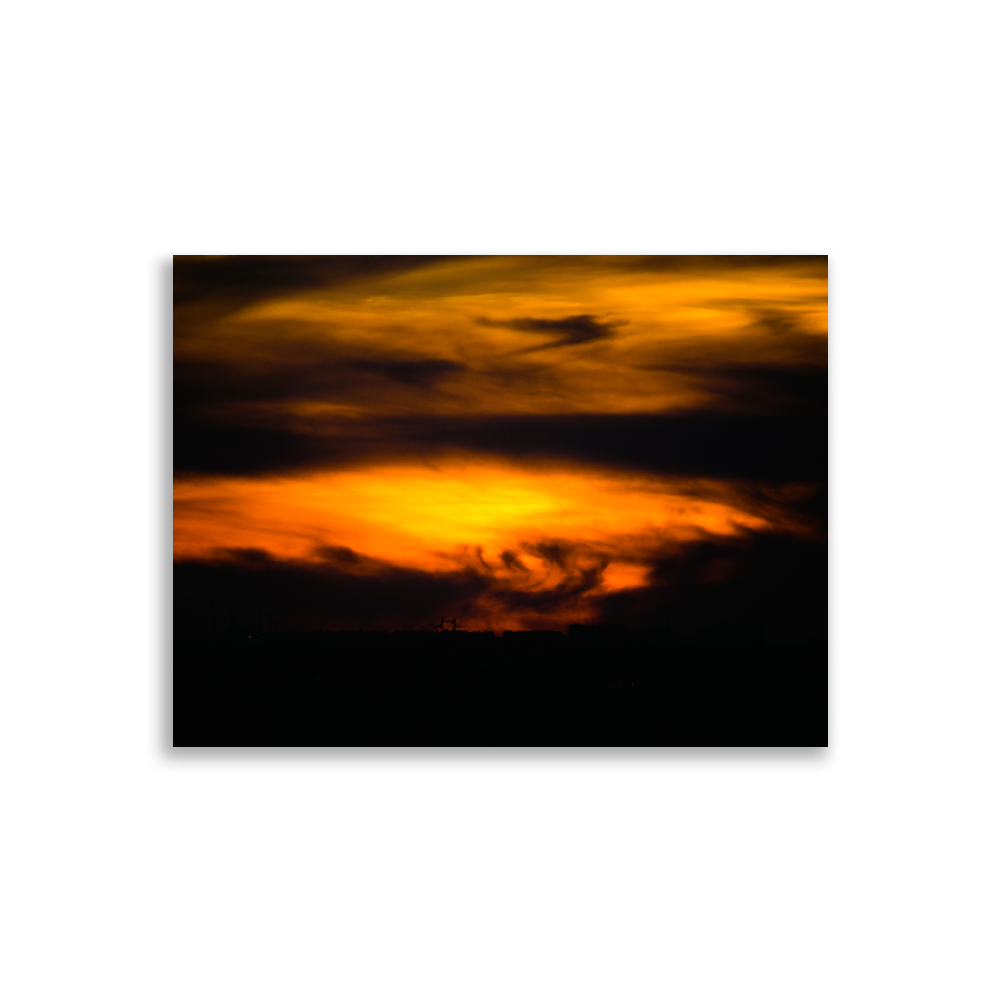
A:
[[174, 409, 827, 482], [593, 530, 827, 641], [174, 255, 468, 310], [477, 314, 626, 351], [173, 420, 313, 475], [668, 364, 828, 417], [417, 411, 827, 481], [174, 528, 825, 640], [637, 305, 827, 416], [175, 352, 468, 409], [349, 359, 468, 387], [174, 545, 491, 632], [174, 540, 604, 632]]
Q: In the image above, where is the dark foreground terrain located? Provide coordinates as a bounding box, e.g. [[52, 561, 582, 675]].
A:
[[173, 626, 827, 747]]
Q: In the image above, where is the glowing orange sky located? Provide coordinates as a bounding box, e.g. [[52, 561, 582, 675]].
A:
[[174, 461, 779, 594], [174, 255, 827, 631]]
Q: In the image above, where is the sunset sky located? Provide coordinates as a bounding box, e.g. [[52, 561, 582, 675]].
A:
[[174, 255, 827, 635]]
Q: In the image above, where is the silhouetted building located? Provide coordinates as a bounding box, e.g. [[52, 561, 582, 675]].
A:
[[568, 623, 626, 640]]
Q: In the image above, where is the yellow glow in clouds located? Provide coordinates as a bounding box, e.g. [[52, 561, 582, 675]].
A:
[[175, 460, 772, 591]]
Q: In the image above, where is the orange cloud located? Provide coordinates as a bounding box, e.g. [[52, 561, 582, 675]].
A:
[[175, 459, 777, 594]]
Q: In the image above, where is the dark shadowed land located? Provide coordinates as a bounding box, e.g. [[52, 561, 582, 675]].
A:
[[173, 625, 827, 747]]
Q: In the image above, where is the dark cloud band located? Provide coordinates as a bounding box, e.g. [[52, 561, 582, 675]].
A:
[[174, 409, 827, 482], [174, 529, 827, 641]]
